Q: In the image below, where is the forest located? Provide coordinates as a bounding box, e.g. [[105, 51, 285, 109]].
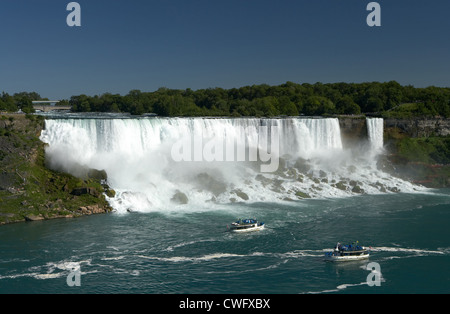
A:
[[1, 81, 450, 118]]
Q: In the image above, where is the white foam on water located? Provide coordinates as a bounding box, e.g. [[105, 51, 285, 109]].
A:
[[371, 246, 446, 255], [137, 252, 245, 263]]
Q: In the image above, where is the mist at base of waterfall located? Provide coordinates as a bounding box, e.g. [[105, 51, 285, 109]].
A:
[[39, 117, 426, 214]]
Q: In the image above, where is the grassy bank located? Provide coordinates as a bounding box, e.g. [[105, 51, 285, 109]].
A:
[[0, 114, 113, 225]]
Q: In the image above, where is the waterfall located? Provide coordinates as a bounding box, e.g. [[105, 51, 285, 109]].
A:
[[40, 116, 421, 213], [366, 118, 384, 152], [40, 117, 343, 162]]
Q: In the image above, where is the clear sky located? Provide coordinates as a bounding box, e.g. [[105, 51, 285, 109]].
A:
[[1, 0, 449, 99]]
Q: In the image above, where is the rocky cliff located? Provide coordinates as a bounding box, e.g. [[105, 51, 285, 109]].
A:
[[339, 116, 450, 188], [0, 114, 113, 225], [384, 118, 450, 137], [338, 116, 450, 142], [338, 117, 367, 148]]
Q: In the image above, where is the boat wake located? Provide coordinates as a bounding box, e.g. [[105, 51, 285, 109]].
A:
[[370, 246, 449, 261]]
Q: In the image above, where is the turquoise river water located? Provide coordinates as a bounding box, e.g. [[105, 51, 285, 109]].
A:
[[1, 191, 449, 294]]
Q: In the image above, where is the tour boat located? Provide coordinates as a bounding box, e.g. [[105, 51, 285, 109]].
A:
[[324, 242, 370, 262], [228, 219, 265, 233]]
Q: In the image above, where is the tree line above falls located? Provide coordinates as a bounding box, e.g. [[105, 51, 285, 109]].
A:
[[2, 81, 450, 118]]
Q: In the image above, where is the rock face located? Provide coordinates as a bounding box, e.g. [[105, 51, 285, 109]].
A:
[[87, 169, 107, 181], [232, 189, 249, 201], [170, 190, 189, 204], [338, 117, 367, 148], [384, 118, 450, 137], [71, 187, 99, 197], [24, 214, 45, 222], [195, 173, 227, 196], [339, 117, 450, 145], [78, 205, 110, 215]]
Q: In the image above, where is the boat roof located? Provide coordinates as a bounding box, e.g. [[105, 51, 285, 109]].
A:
[[235, 218, 258, 224]]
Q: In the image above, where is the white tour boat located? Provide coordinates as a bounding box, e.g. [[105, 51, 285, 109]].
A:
[[324, 242, 370, 262], [228, 219, 265, 233]]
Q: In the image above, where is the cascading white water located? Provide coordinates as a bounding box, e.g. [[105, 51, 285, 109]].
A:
[[366, 118, 384, 152], [40, 117, 423, 213]]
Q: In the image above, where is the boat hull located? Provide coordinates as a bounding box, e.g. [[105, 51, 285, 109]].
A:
[[325, 254, 369, 262], [324, 253, 370, 262], [229, 224, 265, 233]]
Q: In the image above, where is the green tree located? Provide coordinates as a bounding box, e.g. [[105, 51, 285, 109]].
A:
[[359, 83, 386, 112], [153, 95, 174, 116], [252, 97, 279, 117], [384, 81, 403, 110], [230, 99, 251, 116], [59, 99, 70, 107], [336, 96, 361, 114], [303, 96, 335, 115], [78, 101, 91, 112], [366, 97, 384, 113], [0, 98, 5, 111], [1, 93, 17, 112], [278, 96, 298, 116], [53, 81, 450, 117], [131, 103, 145, 115], [180, 98, 204, 116], [110, 103, 120, 113], [16, 96, 34, 113]]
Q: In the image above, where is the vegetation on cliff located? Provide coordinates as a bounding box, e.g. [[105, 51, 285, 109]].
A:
[[384, 127, 450, 188], [0, 114, 113, 225]]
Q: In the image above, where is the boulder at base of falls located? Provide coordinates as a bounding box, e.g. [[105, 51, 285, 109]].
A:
[[294, 190, 311, 199], [232, 189, 249, 201], [196, 173, 227, 196], [171, 190, 189, 204], [351, 185, 364, 194], [78, 205, 109, 215]]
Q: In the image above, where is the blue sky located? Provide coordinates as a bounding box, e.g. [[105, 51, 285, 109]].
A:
[[1, 0, 449, 99]]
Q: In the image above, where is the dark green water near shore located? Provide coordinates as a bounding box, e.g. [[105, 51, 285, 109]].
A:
[[1, 191, 449, 294]]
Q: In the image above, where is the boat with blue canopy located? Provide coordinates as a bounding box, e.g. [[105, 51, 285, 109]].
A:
[[228, 218, 265, 233], [324, 242, 370, 262]]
